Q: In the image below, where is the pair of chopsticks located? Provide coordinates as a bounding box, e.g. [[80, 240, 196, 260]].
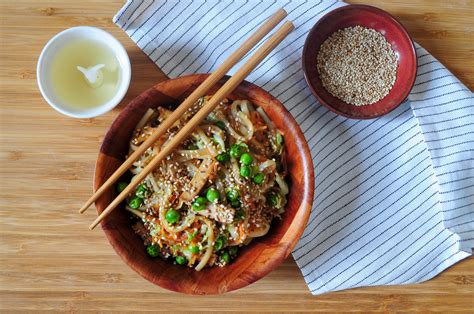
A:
[[80, 9, 294, 230]]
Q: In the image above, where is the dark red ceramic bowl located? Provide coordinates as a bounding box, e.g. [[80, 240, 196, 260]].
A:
[[302, 4, 417, 119]]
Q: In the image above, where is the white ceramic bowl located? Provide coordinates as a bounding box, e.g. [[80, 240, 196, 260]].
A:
[[37, 26, 131, 118]]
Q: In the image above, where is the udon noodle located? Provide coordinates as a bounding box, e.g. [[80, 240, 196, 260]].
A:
[[121, 96, 289, 270]]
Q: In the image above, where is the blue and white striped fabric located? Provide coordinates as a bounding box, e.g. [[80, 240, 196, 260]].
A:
[[113, 0, 474, 295]]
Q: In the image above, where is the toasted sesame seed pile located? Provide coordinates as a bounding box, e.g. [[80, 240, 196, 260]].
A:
[[316, 26, 398, 106]]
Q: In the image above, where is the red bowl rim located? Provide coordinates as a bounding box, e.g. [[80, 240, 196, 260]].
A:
[[302, 4, 417, 119]]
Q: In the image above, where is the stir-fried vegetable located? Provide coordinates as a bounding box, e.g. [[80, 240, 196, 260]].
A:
[[226, 189, 239, 202], [240, 165, 251, 178], [216, 152, 230, 163], [229, 143, 247, 159], [189, 245, 200, 254], [117, 182, 128, 193], [215, 121, 226, 130], [235, 209, 245, 221], [165, 209, 180, 224], [192, 197, 206, 211], [175, 256, 187, 265], [240, 153, 253, 165], [220, 251, 230, 264], [267, 191, 286, 210], [206, 188, 219, 203], [128, 196, 142, 209], [147, 245, 160, 257], [252, 173, 265, 184], [135, 184, 148, 198], [214, 235, 227, 251]]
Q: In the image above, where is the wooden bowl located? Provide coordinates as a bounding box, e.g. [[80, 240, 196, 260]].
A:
[[94, 74, 314, 294], [302, 4, 417, 119]]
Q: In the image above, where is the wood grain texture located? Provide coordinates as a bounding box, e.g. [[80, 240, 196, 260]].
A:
[[0, 0, 472, 312], [94, 74, 314, 294]]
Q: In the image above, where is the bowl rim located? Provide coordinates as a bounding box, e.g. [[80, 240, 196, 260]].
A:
[[302, 4, 417, 119], [94, 74, 314, 294]]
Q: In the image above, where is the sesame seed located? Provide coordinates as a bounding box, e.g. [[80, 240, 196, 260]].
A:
[[317, 26, 397, 106]]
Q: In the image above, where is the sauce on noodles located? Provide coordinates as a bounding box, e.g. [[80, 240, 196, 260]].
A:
[[120, 96, 289, 270]]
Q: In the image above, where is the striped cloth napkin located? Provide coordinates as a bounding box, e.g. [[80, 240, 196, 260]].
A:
[[113, 0, 474, 295]]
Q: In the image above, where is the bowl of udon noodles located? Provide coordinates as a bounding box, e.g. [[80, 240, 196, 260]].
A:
[[94, 74, 314, 294]]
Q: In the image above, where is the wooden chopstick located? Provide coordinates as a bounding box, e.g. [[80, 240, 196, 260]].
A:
[[78, 9, 288, 214], [89, 21, 294, 230]]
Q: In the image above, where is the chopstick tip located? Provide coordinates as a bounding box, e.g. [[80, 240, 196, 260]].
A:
[[276, 8, 288, 17], [89, 219, 99, 230], [283, 20, 295, 31]]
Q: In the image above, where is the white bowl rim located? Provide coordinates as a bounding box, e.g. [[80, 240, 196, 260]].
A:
[[37, 26, 131, 118]]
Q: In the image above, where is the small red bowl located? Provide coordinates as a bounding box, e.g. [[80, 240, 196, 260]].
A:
[[302, 5, 417, 119]]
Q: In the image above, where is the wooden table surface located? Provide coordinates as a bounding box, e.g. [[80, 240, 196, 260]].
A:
[[1, 0, 473, 312]]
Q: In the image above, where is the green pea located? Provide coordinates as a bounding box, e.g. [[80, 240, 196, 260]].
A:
[[231, 200, 241, 208], [226, 189, 239, 202], [175, 256, 187, 265], [268, 193, 279, 207], [116, 182, 128, 193], [215, 121, 226, 130], [229, 143, 247, 159], [229, 144, 242, 158], [276, 132, 284, 145], [221, 251, 230, 264], [229, 246, 238, 256], [146, 245, 160, 257], [235, 209, 245, 220], [186, 143, 199, 150], [192, 196, 207, 211], [216, 152, 230, 163], [189, 245, 200, 254], [128, 196, 143, 209], [214, 235, 227, 251], [135, 184, 148, 198], [165, 209, 180, 224], [240, 153, 253, 165], [252, 173, 265, 184], [187, 230, 198, 242], [240, 165, 251, 178], [206, 188, 220, 203]]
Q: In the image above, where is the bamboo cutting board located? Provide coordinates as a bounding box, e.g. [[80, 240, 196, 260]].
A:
[[0, 0, 473, 312]]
